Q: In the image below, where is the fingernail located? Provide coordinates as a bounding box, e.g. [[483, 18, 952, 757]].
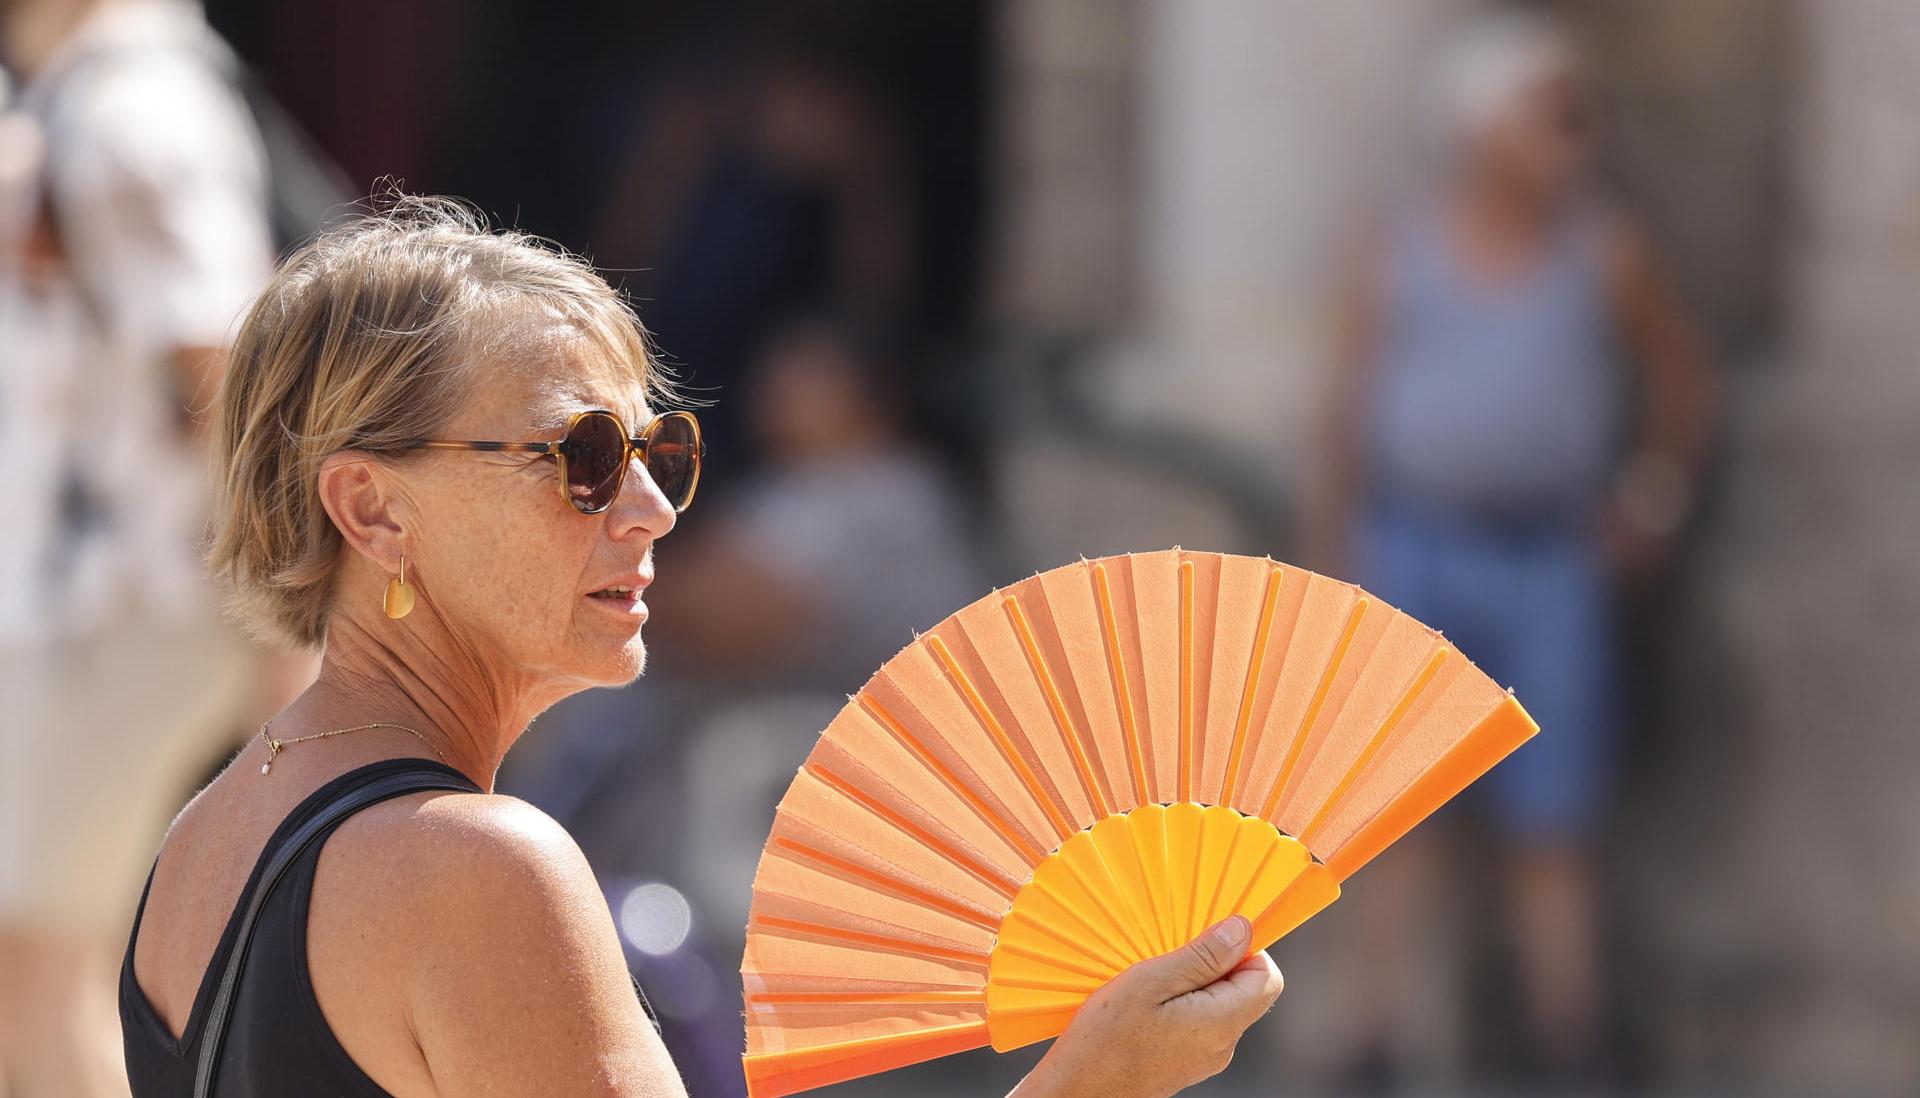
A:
[[1211, 914, 1250, 947]]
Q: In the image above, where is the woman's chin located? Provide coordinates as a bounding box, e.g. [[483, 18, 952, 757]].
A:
[[568, 636, 648, 688]]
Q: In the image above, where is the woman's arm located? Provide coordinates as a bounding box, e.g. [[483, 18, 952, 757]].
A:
[[1602, 217, 1717, 577], [349, 794, 684, 1097]]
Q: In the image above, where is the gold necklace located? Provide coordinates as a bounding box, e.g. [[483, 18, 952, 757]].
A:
[[257, 720, 449, 775]]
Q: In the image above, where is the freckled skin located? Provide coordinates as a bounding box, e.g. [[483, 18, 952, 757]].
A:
[[395, 321, 673, 694]]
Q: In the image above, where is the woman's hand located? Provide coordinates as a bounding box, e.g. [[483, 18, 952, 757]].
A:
[[1010, 915, 1284, 1098]]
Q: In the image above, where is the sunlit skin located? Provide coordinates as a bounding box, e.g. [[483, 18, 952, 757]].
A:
[[130, 315, 685, 1097], [128, 311, 1283, 1097]]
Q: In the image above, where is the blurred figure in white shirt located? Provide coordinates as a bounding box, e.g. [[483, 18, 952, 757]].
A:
[[0, 2, 300, 1093]]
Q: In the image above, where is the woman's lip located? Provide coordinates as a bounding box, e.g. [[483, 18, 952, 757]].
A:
[[587, 577, 653, 596], [584, 590, 648, 616]]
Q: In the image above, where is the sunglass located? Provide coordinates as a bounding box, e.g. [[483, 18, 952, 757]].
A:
[[404, 409, 704, 514]]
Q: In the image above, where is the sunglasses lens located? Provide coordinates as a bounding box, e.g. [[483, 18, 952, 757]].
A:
[[560, 412, 627, 512], [645, 413, 701, 511]]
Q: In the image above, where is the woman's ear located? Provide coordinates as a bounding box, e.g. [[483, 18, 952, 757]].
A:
[[317, 451, 411, 574]]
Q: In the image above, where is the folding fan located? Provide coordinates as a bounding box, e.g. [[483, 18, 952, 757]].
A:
[[740, 550, 1537, 1097]]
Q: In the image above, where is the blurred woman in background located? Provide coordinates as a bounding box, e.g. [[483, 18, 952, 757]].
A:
[[1318, 9, 1714, 1084]]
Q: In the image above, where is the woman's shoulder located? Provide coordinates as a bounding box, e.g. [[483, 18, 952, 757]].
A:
[[323, 787, 602, 931], [309, 788, 664, 1092]]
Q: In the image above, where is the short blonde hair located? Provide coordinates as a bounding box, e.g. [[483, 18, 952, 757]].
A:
[[207, 195, 673, 651]]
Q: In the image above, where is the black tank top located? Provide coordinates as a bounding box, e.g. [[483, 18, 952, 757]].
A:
[[119, 758, 659, 1096]]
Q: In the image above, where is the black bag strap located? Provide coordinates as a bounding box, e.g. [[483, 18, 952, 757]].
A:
[[193, 767, 476, 1098]]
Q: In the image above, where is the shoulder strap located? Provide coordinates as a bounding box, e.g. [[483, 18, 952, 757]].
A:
[[194, 767, 476, 1098]]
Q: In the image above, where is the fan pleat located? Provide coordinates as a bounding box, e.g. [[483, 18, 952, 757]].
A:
[[1224, 574, 1359, 821], [1273, 608, 1430, 834], [1214, 562, 1288, 809], [935, 597, 1100, 832], [1086, 560, 1153, 804], [1001, 594, 1115, 819], [1018, 569, 1123, 812], [859, 673, 1053, 864], [1124, 552, 1184, 804], [810, 703, 1033, 883], [1316, 675, 1526, 873], [749, 847, 998, 944], [774, 771, 1015, 917], [742, 550, 1538, 1097]]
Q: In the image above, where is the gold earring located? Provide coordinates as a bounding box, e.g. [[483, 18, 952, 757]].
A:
[[383, 555, 416, 619]]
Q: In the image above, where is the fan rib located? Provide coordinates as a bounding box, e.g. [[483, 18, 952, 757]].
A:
[[1261, 597, 1370, 820], [926, 635, 1076, 843], [1222, 832, 1282, 917], [1084, 835, 1161, 959], [1196, 818, 1245, 928], [1090, 563, 1151, 805], [747, 989, 985, 1006], [1174, 804, 1207, 942], [1004, 909, 1126, 971], [1024, 881, 1134, 962], [1325, 694, 1537, 880], [992, 1001, 1092, 1022], [743, 1022, 990, 1098], [1221, 566, 1285, 809], [857, 695, 1047, 864], [1003, 595, 1113, 818], [805, 763, 1021, 899], [1178, 560, 1195, 802], [1059, 847, 1154, 960], [749, 914, 989, 966], [769, 837, 1000, 932], [1298, 645, 1448, 848], [995, 939, 1119, 981]]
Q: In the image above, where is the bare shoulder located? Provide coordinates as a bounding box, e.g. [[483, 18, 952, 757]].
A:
[[311, 792, 679, 1097], [333, 787, 597, 903], [319, 789, 626, 993]]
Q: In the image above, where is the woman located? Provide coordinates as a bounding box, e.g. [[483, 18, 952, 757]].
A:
[[1315, 11, 1710, 1080], [119, 197, 1285, 1097]]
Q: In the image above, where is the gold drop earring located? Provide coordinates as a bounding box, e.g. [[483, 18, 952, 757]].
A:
[[384, 554, 417, 619]]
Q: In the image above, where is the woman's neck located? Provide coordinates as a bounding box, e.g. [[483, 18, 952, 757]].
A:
[[279, 613, 550, 791]]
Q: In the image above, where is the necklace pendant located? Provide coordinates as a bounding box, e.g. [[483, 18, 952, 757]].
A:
[[260, 760, 272, 775]]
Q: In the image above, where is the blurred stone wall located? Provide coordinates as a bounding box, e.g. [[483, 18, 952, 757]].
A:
[[1547, 0, 1793, 354], [1622, 0, 1920, 1089]]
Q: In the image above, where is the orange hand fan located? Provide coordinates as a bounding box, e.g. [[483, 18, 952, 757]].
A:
[[741, 550, 1536, 1097]]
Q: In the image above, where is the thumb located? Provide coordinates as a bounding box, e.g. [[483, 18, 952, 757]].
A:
[[1125, 915, 1252, 1001]]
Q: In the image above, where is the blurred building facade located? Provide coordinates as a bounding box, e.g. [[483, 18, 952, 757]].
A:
[[993, 0, 1916, 1090]]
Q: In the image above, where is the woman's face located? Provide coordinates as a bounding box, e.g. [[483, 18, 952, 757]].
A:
[[397, 320, 677, 691], [1478, 68, 1589, 201]]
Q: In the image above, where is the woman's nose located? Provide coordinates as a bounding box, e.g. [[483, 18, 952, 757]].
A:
[[607, 454, 676, 540]]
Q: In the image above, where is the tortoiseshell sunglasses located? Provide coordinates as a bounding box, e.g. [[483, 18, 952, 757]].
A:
[[403, 409, 704, 514]]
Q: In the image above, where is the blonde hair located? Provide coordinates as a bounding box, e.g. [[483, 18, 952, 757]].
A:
[[207, 194, 674, 651]]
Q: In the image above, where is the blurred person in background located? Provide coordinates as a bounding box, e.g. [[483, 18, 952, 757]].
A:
[[0, 0, 296, 1093], [1315, 9, 1714, 1085], [592, 36, 916, 482], [649, 313, 983, 691]]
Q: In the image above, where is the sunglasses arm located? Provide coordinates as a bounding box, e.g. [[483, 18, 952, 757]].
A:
[[405, 440, 559, 455]]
